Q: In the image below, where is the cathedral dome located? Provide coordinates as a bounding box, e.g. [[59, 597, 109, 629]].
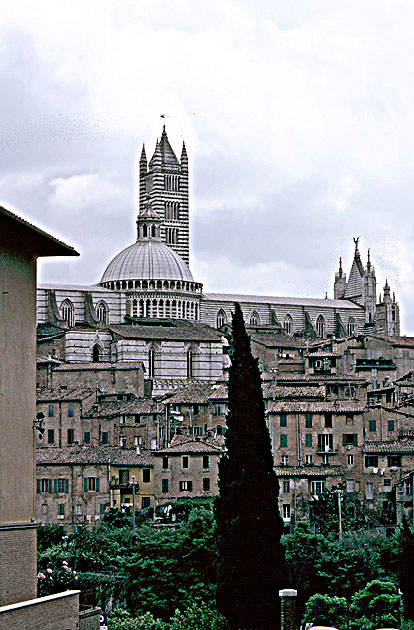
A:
[[100, 239, 194, 284]]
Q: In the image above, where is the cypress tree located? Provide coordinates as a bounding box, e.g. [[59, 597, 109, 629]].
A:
[[215, 303, 286, 630], [400, 516, 414, 620]]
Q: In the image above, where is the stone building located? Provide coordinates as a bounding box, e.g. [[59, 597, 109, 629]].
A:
[[36, 447, 155, 529], [153, 438, 224, 503], [0, 206, 87, 628]]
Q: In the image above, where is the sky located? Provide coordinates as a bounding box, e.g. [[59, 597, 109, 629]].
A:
[[1, 0, 414, 333]]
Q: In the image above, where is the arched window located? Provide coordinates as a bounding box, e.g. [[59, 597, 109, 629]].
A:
[[96, 301, 108, 325], [316, 315, 326, 338], [347, 317, 355, 336], [216, 309, 227, 329], [61, 299, 74, 327], [187, 349, 193, 378], [250, 311, 260, 325], [148, 348, 155, 377], [92, 344, 102, 362], [284, 315, 293, 336]]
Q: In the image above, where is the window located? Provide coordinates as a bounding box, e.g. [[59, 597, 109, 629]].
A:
[[187, 349, 193, 378], [213, 403, 227, 416], [305, 434, 312, 448], [119, 436, 126, 447], [84, 477, 100, 492], [388, 419, 395, 432], [280, 434, 288, 448], [96, 301, 108, 324], [162, 456, 169, 469], [321, 454, 329, 465], [58, 504, 65, 516], [347, 317, 355, 336], [101, 432, 109, 445], [55, 478, 69, 493], [203, 455, 209, 469], [68, 403, 74, 417], [47, 429, 55, 444], [119, 470, 129, 485], [346, 479, 355, 493], [76, 504, 82, 515], [305, 413, 313, 428], [67, 429, 74, 444], [92, 344, 102, 362], [84, 431, 90, 444], [203, 478, 211, 492], [216, 309, 227, 329], [305, 454, 313, 465], [143, 469, 151, 483], [384, 478, 392, 491], [280, 414, 287, 427], [283, 504, 291, 519], [148, 348, 155, 378], [369, 419, 377, 432], [342, 434, 358, 446], [119, 415, 125, 425], [316, 315, 326, 338], [311, 480, 325, 495], [388, 455, 401, 468], [365, 455, 378, 468], [318, 434, 333, 452], [366, 483, 374, 500], [100, 503, 105, 515], [48, 404, 54, 417], [40, 478, 52, 493], [61, 299, 74, 327], [250, 311, 260, 325], [347, 454, 354, 466], [284, 315, 293, 336], [283, 480, 290, 493], [182, 456, 189, 469], [162, 479, 169, 493], [324, 413, 332, 428], [281, 455, 289, 466], [192, 426, 203, 436], [179, 481, 193, 491], [141, 497, 151, 509]]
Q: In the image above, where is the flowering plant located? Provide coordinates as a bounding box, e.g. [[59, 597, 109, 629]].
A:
[[37, 561, 79, 596]]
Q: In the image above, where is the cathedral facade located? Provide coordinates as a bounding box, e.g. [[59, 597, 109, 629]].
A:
[[36, 126, 400, 390]]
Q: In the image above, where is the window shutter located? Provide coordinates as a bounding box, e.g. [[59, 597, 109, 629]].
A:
[[48, 479, 52, 493], [96, 477, 100, 492], [37, 479, 41, 493], [54, 479, 58, 493], [84, 478, 88, 492], [65, 479, 69, 493], [353, 435, 358, 446], [342, 435, 347, 446]]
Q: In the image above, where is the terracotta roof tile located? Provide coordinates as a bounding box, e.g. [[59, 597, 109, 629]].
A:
[[164, 382, 228, 404], [266, 400, 364, 414], [156, 439, 225, 455], [108, 321, 222, 342], [274, 465, 343, 477], [36, 446, 154, 466], [363, 441, 414, 454], [37, 387, 95, 402]]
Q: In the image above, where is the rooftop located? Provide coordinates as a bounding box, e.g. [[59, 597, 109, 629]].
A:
[[363, 441, 414, 454], [203, 292, 362, 309], [266, 400, 364, 414], [164, 382, 228, 404], [36, 446, 154, 466], [108, 321, 222, 342], [36, 387, 95, 402], [156, 439, 225, 455]]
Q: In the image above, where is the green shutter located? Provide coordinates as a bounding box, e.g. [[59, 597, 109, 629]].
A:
[[54, 479, 58, 493], [65, 479, 69, 493], [48, 479, 52, 493], [96, 477, 100, 492], [37, 479, 41, 493], [354, 435, 358, 446], [342, 435, 347, 446], [84, 478, 88, 492]]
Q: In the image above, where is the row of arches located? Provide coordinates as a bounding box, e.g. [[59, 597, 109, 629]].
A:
[[60, 299, 109, 327], [102, 279, 201, 293], [215, 308, 357, 338], [165, 201, 180, 220], [164, 174, 180, 191], [128, 298, 199, 320]]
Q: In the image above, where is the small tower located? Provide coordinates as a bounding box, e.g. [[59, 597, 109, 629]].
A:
[[363, 248, 377, 324], [334, 257, 346, 299], [375, 280, 400, 336], [136, 200, 161, 241], [138, 125, 190, 264]]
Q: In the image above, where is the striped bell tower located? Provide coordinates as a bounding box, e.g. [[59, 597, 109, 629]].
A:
[[138, 125, 190, 264]]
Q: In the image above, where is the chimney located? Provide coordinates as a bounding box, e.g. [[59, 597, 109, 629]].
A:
[[279, 589, 297, 630]]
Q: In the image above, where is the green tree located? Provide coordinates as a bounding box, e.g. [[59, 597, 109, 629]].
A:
[[169, 602, 229, 630], [108, 608, 165, 630], [302, 593, 348, 629], [399, 517, 414, 621], [215, 303, 286, 630], [350, 579, 400, 630]]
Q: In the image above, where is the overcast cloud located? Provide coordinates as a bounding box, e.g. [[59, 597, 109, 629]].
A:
[[1, 0, 414, 332]]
